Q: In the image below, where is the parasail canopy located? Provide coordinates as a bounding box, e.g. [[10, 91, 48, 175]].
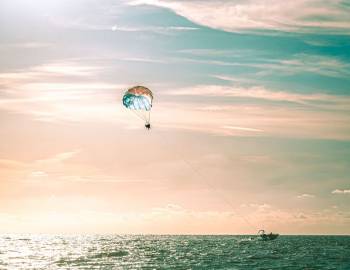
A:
[[123, 86, 153, 125]]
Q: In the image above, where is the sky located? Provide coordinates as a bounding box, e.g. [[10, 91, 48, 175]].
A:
[[0, 0, 350, 234]]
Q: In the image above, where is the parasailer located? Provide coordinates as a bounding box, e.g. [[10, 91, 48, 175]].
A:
[[122, 86, 153, 129]]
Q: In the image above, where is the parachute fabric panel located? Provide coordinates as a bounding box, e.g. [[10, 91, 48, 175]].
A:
[[127, 86, 153, 100], [123, 93, 152, 111], [122, 86, 153, 124]]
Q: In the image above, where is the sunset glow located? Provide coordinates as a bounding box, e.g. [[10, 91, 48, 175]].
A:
[[1, 0, 350, 235]]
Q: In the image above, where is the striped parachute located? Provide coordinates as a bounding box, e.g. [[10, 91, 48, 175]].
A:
[[123, 86, 153, 127]]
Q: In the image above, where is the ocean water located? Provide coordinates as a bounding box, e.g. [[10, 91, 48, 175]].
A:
[[0, 235, 349, 269]]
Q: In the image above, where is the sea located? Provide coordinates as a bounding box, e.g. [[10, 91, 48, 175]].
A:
[[0, 235, 349, 269]]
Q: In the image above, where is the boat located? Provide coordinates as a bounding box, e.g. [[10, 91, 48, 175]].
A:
[[258, 230, 279, 241]]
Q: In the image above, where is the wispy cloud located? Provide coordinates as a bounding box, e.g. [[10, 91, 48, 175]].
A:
[[35, 150, 80, 165], [178, 49, 258, 58], [0, 42, 54, 50], [156, 82, 350, 140], [165, 84, 349, 105], [129, 0, 350, 34], [264, 54, 350, 78], [1, 150, 157, 187], [111, 24, 198, 33], [3, 202, 349, 234], [121, 57, 166, 64], [185, 53, 350, 79], [156, 101, 350, 140], [0, 61, 103, 81], [0, 159, 27, 170], [297, 194, 315, 199], [48, 14, 198, 34], [2, 60, 350, 140], [0, 151, 80, 184], [30, 171, 49, 178], [58, 175, 151, 184], [222, 126, 264, 133], [31, 63, 103, 77], [332, 189, 350, 194], [0, 61, 127, 123]]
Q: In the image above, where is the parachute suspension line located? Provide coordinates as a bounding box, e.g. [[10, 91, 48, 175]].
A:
[[142, 100, 151, 124], [132, 110, 145, 121], [136, 96, 150, 123], [146, 105, 151, 124], [146, 110, 150, 124], [126, 108, 146, 123], [135, 109, 147, 122], [155, 130, 258, 233]]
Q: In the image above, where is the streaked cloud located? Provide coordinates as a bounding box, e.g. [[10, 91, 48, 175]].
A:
[[31, 63, 103, 77], [58, 175, 151, 184], [262, 54, 350, 78], [0, 149, 157, 186], [121, 57, 166, 64], [1, 60, 350, 140], [178, 48, 258, 57], [48, 14, 198, 34], [35, 150, 80, 165], [165, 84, 349, 105], [129, 0, 350, 34], [240, 155, 272, 164], [332, 189, 350, 194], [188, 54, 350, 79], [30, 171, 49, 178], [0, 61, 103, 82], [0, 159, 27, 170], [0, 42, 54, 49], [2, 202, 348, 234], [156, 102, 350, 140], [0, 151, 80, 186], [297, 194, 315, 199], [0, 61, 126, 123], [222, 126, 264, 133], [111, 24, 198, 33]]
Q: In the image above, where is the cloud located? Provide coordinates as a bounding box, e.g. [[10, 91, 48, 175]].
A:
[[2, 61, 350, 139], [129, 0, 350, 34], [188, 53, 350, 79], [30, 171, 49, 178], [35, 150, 80, 165], [240, 155, 272, 163], [168, 51, 350, 84], [0, 159, 27, 170], [48, 14, 198, 34], [0, 42, 54, 50], [332, 189, 350, 194], [58, 175, 150, 184], [0, 61, 103, 82], [0, 61, 127, 123], [111, 24, 198, 33], [297, 193, 315, 199], [178, 48, 258, 57], [266, 54, 350, 78], [158, 89, 350, 140], [121, 57, 166, 64], [0, 151, 81, 184], [222, 126, 264, 133], [1, 150, 160, 187], [31, 63, 103, 77], [1, 199, 350, 234], [165, 84, 348, 105]]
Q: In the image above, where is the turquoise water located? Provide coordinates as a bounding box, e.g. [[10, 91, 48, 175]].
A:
[[0, 235, 349, 269]]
